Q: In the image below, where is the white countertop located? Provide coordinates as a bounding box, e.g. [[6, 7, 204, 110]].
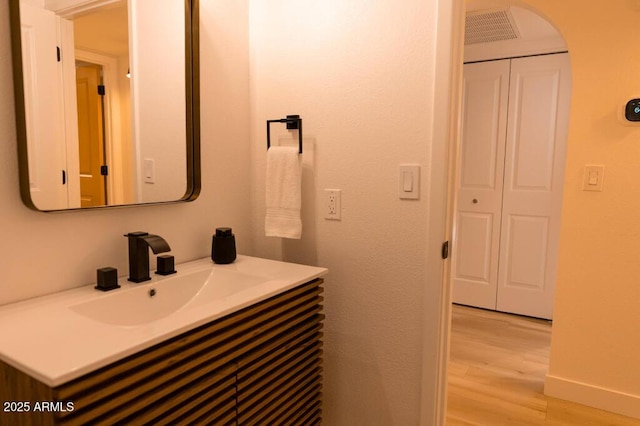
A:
[[0, 255, 327, 387]]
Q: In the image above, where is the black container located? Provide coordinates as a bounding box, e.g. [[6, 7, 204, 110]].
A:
[[211, 227, 236, 264]]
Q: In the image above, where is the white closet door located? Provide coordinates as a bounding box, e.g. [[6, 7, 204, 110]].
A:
[[496, 53, 571, 319], [19, 3, 68, 209], [452, 60, 510, 310]]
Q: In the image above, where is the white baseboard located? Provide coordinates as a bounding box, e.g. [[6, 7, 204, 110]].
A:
[[545, 374, 640, 420]]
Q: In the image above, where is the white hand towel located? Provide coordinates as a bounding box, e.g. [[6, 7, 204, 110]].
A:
[[265, 146, 302, 239]]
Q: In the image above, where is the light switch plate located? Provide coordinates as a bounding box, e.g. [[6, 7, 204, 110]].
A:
[[399, 164, 420, 199], [583, 165, 605, 192], [144, 158, 155, 184]]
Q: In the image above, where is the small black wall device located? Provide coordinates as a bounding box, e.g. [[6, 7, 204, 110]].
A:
[[625, 98, 640, 121]]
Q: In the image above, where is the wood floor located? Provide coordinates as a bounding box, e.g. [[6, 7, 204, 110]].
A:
[[446, 304, 640, 425]]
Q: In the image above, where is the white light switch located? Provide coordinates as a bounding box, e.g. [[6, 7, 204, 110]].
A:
[[399, 164, 420, 199], [583, 165, 604, 192], [403, 171, 413, 192], [144, 158, 155, 184]]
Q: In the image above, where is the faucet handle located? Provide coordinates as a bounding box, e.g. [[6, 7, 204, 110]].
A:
[[156, 255, 176, 276]]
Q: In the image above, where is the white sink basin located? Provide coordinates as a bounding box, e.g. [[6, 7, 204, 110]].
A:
[[69, 268, 265, 326], [0, 255, 327, 386]]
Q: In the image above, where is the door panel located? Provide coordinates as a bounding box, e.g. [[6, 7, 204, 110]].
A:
[[19, 3, 68, 209], [456, 213, 494, 282], [496, 53, 571, 319], [459, 62, 509, 190], [452, 60, 510, 310], [509, 68, 560, 192], [76, 64, 107, 207], [502, 215, 549, 290]]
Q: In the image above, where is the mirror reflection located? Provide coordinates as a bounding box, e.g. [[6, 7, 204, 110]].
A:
[[11, 0, 199, 211]]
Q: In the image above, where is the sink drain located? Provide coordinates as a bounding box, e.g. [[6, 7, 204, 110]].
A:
[[149, 288, 157, 298]]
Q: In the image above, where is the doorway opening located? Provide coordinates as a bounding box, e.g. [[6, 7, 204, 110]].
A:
[[446, 3, 572, 423], [451, 5, 571, 320]]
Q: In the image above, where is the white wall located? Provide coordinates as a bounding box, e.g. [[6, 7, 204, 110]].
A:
[[2, 0, 455, 423], [0, 0, 252, 306], [248, 1, 447, 423], [130, 0, 186, 202]]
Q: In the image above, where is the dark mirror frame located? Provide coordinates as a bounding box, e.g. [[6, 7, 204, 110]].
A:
[[8, 0, 200, 212]]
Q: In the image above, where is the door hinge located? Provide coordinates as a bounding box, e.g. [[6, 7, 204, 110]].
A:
[[62, 170, 66, 185], [441, 241, 449, 260], [98, 85, 106, 96], [100, 165, 109, 176], [56, 46, 61, 62]]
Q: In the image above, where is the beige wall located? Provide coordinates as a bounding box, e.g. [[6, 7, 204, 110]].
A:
[[536, 1, 640, 418], [247, 0, 450, 423], [0, 0, 252, 305]]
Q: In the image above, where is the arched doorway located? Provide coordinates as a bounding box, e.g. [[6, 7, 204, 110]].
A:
[[445, 3, 572, 422], [451, 5, 571, 320]]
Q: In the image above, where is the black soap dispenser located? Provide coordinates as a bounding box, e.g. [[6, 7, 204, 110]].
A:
[[211, 227, 236, 264]]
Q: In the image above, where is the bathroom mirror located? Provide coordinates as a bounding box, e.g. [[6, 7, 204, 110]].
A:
[[9, 0, 200, 211]]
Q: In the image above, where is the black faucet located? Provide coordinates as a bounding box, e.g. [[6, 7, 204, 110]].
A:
[[125, 232, 171, 282]]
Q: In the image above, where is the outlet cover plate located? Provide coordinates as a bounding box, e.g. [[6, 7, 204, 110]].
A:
[[325, 189, 341, 220]]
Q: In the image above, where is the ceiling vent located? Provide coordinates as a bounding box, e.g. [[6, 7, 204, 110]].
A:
[[465, 8, 520, 45]]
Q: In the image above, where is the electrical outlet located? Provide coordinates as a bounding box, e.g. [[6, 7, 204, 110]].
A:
[[325, 189, 341, 220]]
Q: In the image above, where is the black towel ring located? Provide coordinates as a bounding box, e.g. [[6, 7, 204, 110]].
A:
[[266, 115, 303, 154]]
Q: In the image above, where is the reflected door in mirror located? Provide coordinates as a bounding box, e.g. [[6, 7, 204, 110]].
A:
[[76, 63, 107, 207], [9, 0, 200, 211]]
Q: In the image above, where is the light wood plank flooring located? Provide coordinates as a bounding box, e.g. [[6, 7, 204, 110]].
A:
[[446, 304, 640, 425]]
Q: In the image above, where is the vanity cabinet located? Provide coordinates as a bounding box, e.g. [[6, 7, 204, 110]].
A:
[[0, 279, 324, 425]]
